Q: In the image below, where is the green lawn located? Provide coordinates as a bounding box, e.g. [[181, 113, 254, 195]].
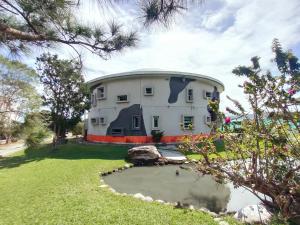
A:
[[183, 139, 235, 160], [0, 143, 239, 225]]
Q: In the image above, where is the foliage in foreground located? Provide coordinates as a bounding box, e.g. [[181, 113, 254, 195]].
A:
[[0, 0, 195, 57], [180, 39, 300, 222]]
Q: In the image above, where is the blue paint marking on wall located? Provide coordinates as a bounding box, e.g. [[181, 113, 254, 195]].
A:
[[106, 104, 147, 136], [168, 77, 195, 103]]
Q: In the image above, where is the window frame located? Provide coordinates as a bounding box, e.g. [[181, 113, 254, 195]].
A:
[[91, 94, 97, 107], [97, 86, 106, 100], [204, 115, 212, 125], [111, 128, 124, 136], [144, 86, 154, 96], [182, 115, 194, 130], [116, 94, 129, 103], [99, 116, 107, 125], [186, 88, 194, 102], [91, 117, 99, 125], [203, 90, 212, 100], [132, 115, 141, 130], [152, 115, 159, 130]]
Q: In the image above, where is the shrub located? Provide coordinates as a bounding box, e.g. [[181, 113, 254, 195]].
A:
[[71, 122, 84, 136], [180, 39, 300, 222], [23, 112, 51, 148], [151, 130, 164, 143], [25, 128, 50, 148]]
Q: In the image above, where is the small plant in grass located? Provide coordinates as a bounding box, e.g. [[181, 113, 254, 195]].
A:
[[151, 130, 164, 143], [180, 39, 300, 223]]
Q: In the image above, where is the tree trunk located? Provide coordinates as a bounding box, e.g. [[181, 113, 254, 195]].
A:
[[5, 135, 11, 144], [52, 123, 57, 150]]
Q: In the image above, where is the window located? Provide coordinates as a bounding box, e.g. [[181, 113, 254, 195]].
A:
[[99, 117, 106, 125], [186, 89, 193, 102], [111, 128, 124, 136], [203, 90, 212, 100], [182, 116, 194, 129], [91, 94, 97, 107], [132, 115, 141, 129], [91, 117, 99, 125], [144, 86, 154, 96], [204, 115, 211, 124], [97, 86, 106, 99], [117, 95, 128, 103], [152, 116, 159, 129]]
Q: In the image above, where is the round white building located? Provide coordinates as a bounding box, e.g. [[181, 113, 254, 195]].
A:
[[86, 69, 224, 143]]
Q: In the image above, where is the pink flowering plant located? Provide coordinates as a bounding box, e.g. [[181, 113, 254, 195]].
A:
[[180, 39, 300, 222]]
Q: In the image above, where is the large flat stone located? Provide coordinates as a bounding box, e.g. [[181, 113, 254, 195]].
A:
[[128, 145, 161, 165], [159, 149, 187, 164]]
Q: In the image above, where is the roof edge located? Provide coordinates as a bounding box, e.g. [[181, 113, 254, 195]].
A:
[[87, 70, 225, 91]]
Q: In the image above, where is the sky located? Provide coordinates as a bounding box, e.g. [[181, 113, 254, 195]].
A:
[[7, 0, 300, 111]]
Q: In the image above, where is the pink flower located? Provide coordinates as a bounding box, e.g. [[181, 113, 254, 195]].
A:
[[288, 89, 296, 96], [225, 117, 231, 124]]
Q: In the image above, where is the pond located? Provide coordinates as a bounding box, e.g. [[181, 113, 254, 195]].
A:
[[103, 165, 262, 213]]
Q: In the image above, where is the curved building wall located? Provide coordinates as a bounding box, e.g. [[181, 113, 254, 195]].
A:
[[87, 72, 223, 143]]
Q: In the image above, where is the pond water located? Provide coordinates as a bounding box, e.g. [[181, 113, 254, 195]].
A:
[[103, 165, 262, 213]]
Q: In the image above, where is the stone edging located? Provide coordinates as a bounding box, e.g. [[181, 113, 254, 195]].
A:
[[98, 163, 233, 225]]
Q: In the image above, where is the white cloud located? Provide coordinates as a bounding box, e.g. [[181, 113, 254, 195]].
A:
[[78, 0, 300, 112], [8, 0, 300, 112]]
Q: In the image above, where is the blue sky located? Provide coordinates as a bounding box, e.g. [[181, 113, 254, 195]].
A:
[[4, 0, 300, 111]]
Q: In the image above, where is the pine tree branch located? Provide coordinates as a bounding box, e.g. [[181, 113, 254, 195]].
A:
[[2, 0, 39, 34], [0, 4, 18, 15], [0, 22, 45, 41]]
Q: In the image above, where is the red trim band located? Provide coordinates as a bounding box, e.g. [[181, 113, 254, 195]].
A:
[[86, 134, 205, 144]]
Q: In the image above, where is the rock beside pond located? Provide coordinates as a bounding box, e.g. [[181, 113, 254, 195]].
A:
[[234, 204, 272, 224], [133, 193, 145, 200], [133, 193, 153, 202], [124, 163, 131, 168], [128, 145, 161, 165], [159, 149, 187, 164], [155, 199, 165, 204], [199, 207, 218, 217], [144, 196, 153, 202]]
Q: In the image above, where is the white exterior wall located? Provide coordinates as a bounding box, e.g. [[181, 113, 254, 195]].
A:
[[88, 74, 221, 137]]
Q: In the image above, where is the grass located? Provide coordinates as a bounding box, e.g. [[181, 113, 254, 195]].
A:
[[0, 143, 240, 225], [183, 139, 237, 160], [184, 151, 237, 161]]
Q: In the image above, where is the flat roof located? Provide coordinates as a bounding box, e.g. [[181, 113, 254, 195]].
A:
[[87, 69, 225, 91]]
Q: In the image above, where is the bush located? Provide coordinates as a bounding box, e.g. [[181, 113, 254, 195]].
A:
[[22, 112, 51, 148], [180, 40, 300, 221], [71, 122, 84, 136], [151, 130, 164, 143], [25, 128, 49, 148]]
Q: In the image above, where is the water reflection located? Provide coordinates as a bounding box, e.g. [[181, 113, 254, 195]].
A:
[[103, 165, 258, 213]]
